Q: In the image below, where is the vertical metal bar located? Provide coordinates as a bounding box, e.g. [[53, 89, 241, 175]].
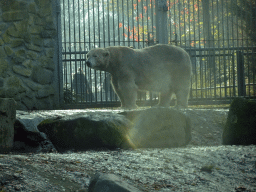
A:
[[122, 0, 125, 46], [226, 0, 231, 98], [188, 0, 191, 48], [168, 0, 171, 44], [108, 0, 110, 46], [127, 0, 130, 47], [117, 0, 120, 45], [108, 0, 112, 101], [93, 0, 95, 47], [247, 1, 253, 97], [216, 0, 221, 99], [146, 0, 149, 46], [83, 0, 88, 102], [152, 0, 154, 45], [88, 0, 93, 103], [68, 0, 72, 99], [132, 0, 135, 47], [102, 0, 105, 48], [237, 51, 245, 97], [226, 0, 229, 48], [231, 0, 234, 48], [191, 0, 195, 98], [102, 0, 107, 102], [62, 0, 68, 101], [183, 0, 186, 47], [88, 0, 91, 49], [212, 0, 216, 99], [94, 0, 98, 104], [97, 0, 102, 102], [198, 0, 202, 99], [55, 0, 63, 106], [236, 0, 239, 47], [141, 0, 144, 46], [112, 0, 115, 46], [253, 51, 256, 98], [232, 51, 236, 96], [228, 49, 231, 98], [72, 0, 78, 102], [156, 0, 168, 44], [174, 0, 176, 44], [98, 0, 101, 47], [137, 0, 139, 48], [178, 2, 181, 45], [77, 0, 82, 102], [221, 0, 227, 98]]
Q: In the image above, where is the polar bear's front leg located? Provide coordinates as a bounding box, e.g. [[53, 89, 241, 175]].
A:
[[118, 80, 138, 109], [111, 76, 125, 108]]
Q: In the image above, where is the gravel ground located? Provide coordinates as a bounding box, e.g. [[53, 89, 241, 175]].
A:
[[1, 108, 256, 192]]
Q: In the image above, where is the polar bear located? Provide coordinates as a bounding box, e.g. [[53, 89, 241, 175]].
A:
[[86, 44, 192, 109]]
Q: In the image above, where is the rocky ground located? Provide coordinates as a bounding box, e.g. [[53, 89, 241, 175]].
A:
[[0, 108, 256, 192]]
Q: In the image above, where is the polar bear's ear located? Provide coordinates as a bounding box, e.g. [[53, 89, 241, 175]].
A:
[[103, 50, 110, 57]]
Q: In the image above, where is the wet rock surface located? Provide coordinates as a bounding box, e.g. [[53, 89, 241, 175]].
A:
[[0, 108, 255, 192]]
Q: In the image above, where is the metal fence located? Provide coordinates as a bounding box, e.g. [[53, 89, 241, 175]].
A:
[[60, 0, 256, 108]]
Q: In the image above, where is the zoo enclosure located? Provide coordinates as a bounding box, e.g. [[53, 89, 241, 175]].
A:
[[60, 0, 256, 108]]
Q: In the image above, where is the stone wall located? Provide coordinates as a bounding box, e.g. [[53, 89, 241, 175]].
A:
[[0, 0, 60, 110]]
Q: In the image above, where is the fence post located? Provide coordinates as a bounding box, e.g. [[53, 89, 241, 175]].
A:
[[155, 0, 168, 44], [237, 51, 246, 97], [53, 0, 63, 107]]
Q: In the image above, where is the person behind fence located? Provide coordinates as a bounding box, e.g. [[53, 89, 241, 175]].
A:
[[72, 68, 94, 101]]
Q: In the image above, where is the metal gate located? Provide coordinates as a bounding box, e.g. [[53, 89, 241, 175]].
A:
[[60, 0, 256, 108]]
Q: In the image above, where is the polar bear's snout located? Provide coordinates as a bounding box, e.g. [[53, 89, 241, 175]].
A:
[[86, 59, 91, 67]]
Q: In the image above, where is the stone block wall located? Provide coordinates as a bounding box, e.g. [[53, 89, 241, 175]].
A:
[[0, 0, 60, 110]]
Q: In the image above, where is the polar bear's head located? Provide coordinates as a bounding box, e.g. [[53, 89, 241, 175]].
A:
[[86, 48, 110, 70]]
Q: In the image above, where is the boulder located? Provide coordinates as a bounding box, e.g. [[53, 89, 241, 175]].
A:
[[222, 97, 256, 145], [88, 172, 142, 192], [13, 110, 56, 153], [126, 108, 191, 148], [14, 108, 191, 153], [37, 112, 132, 152], [0, 98, 16, 153]]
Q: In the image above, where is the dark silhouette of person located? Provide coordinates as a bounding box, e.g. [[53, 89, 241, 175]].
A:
[[72, 67, 94, 101]]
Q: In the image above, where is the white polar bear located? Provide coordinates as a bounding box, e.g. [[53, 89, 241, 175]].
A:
[[86, 44, 192, 109]]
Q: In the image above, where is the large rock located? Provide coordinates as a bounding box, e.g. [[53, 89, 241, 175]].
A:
[[37, 112, 132, 152], [0, 98, 16, 153], [126, 108, 191, 148], [222, 97, 256, 145], [14, 111, 56, 153], [14, 108, 191, 153], [88, 172, 142, 192]]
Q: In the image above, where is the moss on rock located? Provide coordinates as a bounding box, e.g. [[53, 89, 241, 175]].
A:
[[38, 114, 131, 152]]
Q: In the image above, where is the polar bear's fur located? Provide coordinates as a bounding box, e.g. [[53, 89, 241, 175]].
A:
[[86, 44, 192, 109]]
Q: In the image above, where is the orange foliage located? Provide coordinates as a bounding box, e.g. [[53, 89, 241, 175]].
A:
[[144, 6, 147, 13]]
